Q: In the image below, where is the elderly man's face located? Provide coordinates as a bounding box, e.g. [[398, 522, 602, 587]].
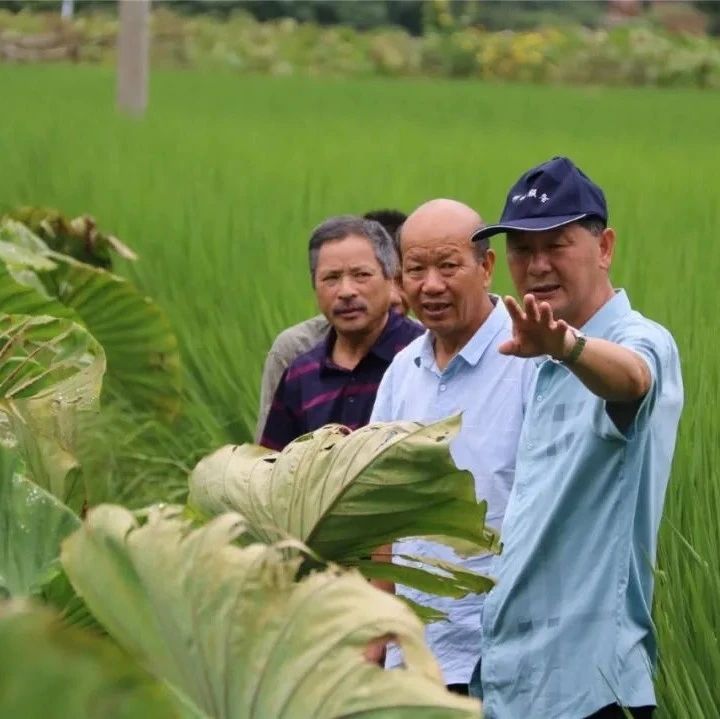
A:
[[314, 234, 393, 338], [401, 231, 494, 339], [506, 222, 615, 328]]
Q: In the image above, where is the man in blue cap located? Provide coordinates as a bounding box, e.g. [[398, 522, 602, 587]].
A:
[[471, 157, 683, 718]]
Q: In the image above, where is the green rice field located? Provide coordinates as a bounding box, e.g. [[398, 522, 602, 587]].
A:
[[1, 64, 718, 717]]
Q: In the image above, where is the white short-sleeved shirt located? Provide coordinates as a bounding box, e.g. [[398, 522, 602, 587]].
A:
[[370, 297, 535, 684]]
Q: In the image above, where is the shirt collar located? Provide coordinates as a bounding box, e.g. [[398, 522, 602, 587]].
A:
[[580, 288, 632, 336], [533, 289, 632, 367], [322, 310, 404, 369], [414, 294, 508, 371]]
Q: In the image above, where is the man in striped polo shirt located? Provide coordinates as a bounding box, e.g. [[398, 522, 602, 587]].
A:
[[260, 215, 422, 451], [253, 209, 409, 442]]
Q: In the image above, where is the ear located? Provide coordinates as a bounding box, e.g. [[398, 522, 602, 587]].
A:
[[598, 228, 616, 270], [480, 248, 496, 289]]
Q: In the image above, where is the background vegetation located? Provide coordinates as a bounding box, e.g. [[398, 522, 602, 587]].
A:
[[0, 59, 718, 715], [2, 3, 720, 88]]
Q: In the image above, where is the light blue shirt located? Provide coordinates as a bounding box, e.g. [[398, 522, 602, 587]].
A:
[[480, 290, 683, 718], [371, 297, 535, 685]]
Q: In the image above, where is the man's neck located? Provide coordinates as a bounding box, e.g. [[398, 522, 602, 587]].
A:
[[332, 313, 390, 370], [570, 283, 616, 329], [433, 295, 494, 371]]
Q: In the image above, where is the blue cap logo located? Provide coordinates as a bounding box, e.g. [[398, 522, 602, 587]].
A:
[[472, 156, 607, 241]]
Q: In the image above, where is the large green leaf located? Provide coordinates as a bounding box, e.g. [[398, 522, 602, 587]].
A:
[[0, 218, 182, 418], [49, 257, 182, 418], [0, 448, 105, 632], [188, 416, 499, 601], [0, 601, 179, 719], [62, 504, 482, 719], [0, 258, 75, 319], [0, 469, 80, 598], [3, 206, 137, 268], [0, 314, 105, 507]]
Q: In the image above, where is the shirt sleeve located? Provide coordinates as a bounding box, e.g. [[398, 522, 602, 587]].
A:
[[592, 317, 676, 441], [254, 318, 328, 442], [259, 369, 304, 451], [255, 349, 289, 442]]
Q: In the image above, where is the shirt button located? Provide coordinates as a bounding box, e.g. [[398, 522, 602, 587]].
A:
[[527, 442, 534, 450], [536, 394, 543, 402], [439, 384, 447, 392], [348, 397, 355, 403]]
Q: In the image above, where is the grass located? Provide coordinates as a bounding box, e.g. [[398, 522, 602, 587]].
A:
[[0, 64, 718, 716]]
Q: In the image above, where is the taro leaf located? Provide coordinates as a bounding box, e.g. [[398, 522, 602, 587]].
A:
[[188, 416, 498, 601], [48, 257, 182, 419], [0, 220, 181, 419], [0, 470, 80, 599], [4, 207, 137, 268], [0, 464, 100, 631], [0, 600, 178, 719], [0, 218, 57, 259], [0, 261, 74, 319], [62, 504, 481, 719], [354, 556, 495, 598], [0, 314, 105, 508]]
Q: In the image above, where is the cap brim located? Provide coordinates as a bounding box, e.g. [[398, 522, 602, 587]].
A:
[[470, 213, 589, 242]]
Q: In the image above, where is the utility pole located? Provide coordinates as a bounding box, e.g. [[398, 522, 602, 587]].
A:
[[116, 0, 150, 116], [61, 0, 75, 20]]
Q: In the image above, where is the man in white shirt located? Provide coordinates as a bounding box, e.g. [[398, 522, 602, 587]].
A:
[[370, 198, 534, 693]]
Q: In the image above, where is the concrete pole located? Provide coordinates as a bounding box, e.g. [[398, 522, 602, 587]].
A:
[[116, 0, 151, 116], [61, 0, 75, 20]]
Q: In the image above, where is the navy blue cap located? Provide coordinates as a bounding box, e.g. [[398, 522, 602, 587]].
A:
[[471, 156, 607, 241]]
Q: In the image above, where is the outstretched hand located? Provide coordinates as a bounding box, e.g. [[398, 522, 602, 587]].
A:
[[499, 294, 571, 359]]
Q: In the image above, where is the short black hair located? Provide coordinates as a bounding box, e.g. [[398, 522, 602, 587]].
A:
[[577, 215, 607, 236], [363, 209, 407, 238], [363, 209, 407, 259]]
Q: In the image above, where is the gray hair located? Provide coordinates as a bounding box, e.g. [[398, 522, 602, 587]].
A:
[[578, 215, 607, 236], [472, 233, 490, 260], [308, 215, 398, 287]]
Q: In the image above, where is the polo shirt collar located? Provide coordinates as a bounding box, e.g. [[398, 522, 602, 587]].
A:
[[322, 310, 402, 370], [533, 288, 632, 367], [458, 295, 507, 367], [580, 288, 632, 336], [415, 294, 507, 371]]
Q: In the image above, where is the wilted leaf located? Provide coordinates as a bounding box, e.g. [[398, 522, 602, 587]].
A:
[[62, 504, 481, 719], [188, 416, 498, 602]]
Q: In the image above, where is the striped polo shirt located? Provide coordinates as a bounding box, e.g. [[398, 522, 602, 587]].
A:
[[260, 311, 423, 450]]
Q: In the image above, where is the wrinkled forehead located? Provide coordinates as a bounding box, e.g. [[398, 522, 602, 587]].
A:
[[401, 229, 473, 256], [316, 234, 379, 267]]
